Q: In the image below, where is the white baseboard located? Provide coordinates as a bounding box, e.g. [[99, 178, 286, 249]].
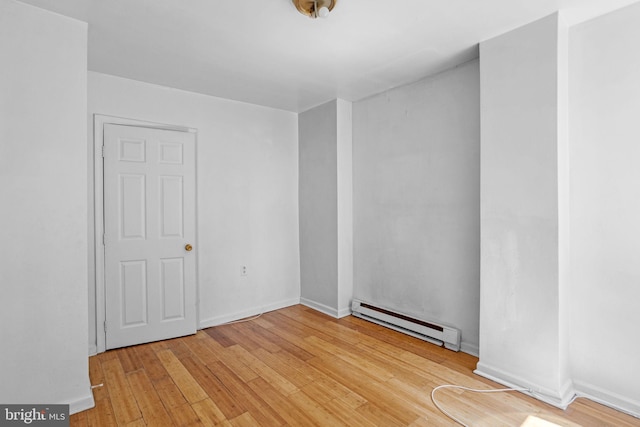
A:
[[88, 344, 97, 357], [198, 297, 300, 329], [474, 362, 576, 409], [460, 342, 479, 357], [300, 298, 351, 318], [68, 392, 95, 415], [337, 306, 352, 318], [574, 380, 640, 419]]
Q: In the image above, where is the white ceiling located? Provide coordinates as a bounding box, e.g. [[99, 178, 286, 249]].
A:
[[17, 0, 639, 112]]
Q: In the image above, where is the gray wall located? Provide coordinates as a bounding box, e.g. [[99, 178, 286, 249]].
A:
[[352, 60, 481, 354], [299, 101, 339, 310]]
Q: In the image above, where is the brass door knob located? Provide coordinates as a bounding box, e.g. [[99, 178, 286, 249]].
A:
[[185, 244, 193, 252]]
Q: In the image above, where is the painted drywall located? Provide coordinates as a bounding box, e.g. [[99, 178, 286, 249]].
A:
[[0, 0, 93, 412], [299, 101, 339, 313], [477, 13, 573, 405], [336, 99, 354, 315], [352, 60, 481, 354], [88, 72, 300, 351], [299, 99, 354, 317], [569, 2, 640, 415]]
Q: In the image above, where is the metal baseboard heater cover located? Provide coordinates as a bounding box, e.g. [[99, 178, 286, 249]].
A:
[[351, 299, 460, 351]]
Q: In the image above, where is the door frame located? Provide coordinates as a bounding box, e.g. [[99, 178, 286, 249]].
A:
[[93, 114, 199, 354]]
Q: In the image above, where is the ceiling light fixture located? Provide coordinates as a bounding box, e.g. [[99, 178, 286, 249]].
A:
[[293, 0, 337, 19]]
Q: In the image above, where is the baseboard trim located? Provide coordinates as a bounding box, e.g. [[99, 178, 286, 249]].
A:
[[68, 392, 95, 415], [300, 298, 350, 318], [198, 298, 300, 329], [474, 362, 576, 409], [574, 380, 640, 419]]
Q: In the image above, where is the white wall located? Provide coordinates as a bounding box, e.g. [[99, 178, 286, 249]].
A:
[[477, 13, 573, 407], [569, 2, 640, 415], [0, 0, 93, 412], [336, 99, 354, 315], [352, 60, 481, 354], [88, 72, 300, 350]]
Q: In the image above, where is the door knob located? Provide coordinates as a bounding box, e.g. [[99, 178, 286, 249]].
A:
[[185, 244, 193, 252]]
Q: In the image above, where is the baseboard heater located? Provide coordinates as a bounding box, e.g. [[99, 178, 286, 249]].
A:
[[351, 299, 460, 351]]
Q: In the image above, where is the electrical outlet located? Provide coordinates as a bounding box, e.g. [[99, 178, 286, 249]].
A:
[[241, 265, 248, 276]]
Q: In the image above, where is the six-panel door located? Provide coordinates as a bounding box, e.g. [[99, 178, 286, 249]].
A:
[[104, 124, 196, 349]]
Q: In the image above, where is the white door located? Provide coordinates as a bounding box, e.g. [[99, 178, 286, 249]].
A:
[[103, 124, 197, 349]]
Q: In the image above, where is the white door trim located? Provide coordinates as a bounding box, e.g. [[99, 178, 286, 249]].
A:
[[93, 114, 198, 354]]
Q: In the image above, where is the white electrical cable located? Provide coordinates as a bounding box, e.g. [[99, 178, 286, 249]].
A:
[[219, 312, 263, 326], [431, 384, 531, 427]]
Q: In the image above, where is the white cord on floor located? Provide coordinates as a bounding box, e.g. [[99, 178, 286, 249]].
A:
[[219, 312, 263, 325], [431, 384, 531, 427]]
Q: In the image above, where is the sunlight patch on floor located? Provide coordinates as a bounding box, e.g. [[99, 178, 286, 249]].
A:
[[521, 415, 562, 427]]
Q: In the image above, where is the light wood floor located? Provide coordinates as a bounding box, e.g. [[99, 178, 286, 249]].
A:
[[71, 305, 639, 426]]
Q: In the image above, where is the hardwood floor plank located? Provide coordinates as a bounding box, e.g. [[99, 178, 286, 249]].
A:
[[246, 377, 318, 426], [355, 402, 410, 427], [288, 390, 350, 427], [568, 398, 640, 427], [407, 415, 452, 427], [308, 355, 422, 425], [69, 410, 88, 427], [219, 323, 263, 352], [117, 346, 143, 374], [206, 361, 288, 426], [251, 316, 275, 329], [199, 336, 259, 383], [123, 420, 146, 427], [231, 322, 282, 353], [249, 321, 315, 361], [270, 310, 343, 345], [165, 338, 193, 359], [321, 397, 377, 427], [300, 376, 351, 405], [190, 398, 227, 426], [338, 390, 368, 409], [338, 315, 449, 363], [85, 391, 119, 427], [354, 342, 439, 389], [305, 335, 395, 382], [126, 369, 172, 424], [71, 305, 640, 427], [97, 349, 119, 363], [250, 347, 315, 389], [180, 333, 220, 366], [101, 358, 143, 425], [178, 355, 246, 419], [228, 412, 260, 427], [260, 319, 342, 360], [133, 344, 169, 382], [226, 345, 299, 396], [156, 349, 208, 404], [152, 376, 188, 410], [204, 327, 236, 348], [168, 403, 204, 427]]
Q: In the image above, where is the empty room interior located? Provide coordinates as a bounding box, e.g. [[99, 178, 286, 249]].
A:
[[1, 0, 640, 425]]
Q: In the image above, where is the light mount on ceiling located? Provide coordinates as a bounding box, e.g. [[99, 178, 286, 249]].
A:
[[293, 0, 337, 19]]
